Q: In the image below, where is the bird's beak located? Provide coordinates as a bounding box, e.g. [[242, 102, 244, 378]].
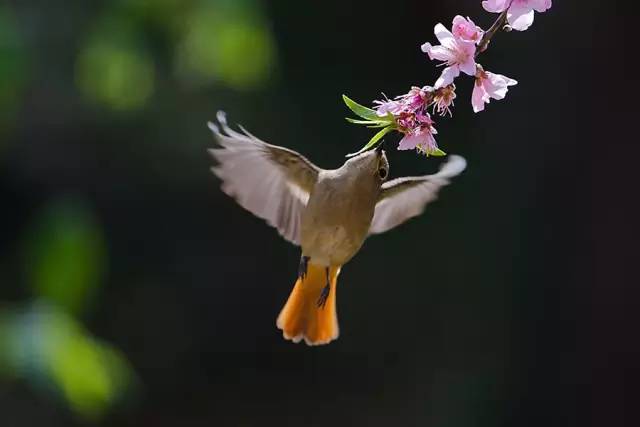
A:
[[345, 139, 385, 158]]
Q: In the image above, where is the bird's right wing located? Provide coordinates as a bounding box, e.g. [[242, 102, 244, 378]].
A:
[[369, 155, 467, 235], [208, 112, 320, 245]]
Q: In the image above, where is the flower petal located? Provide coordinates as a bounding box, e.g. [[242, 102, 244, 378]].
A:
[[452, 15, 483, 43], [423, 44, 455, 62], [485, 72, 518, 100], [485, 80, 507, 99], [434, 66, 460, 89], [482, 0, 509, 13], [471, 81, 486, 113], [531, 0, 552, 12], [397, 134, 422, 151], [452, 15, 467, 27], [433, 23, 455, 49], [374, 99, 403, 116], [508, 6, 535, 31], [419, 133, 438, 153], [458, 53, 477, 76], [466, 16, 479, 27]]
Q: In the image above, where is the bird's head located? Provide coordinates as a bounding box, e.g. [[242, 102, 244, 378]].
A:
[[343, 140, 389, 185]]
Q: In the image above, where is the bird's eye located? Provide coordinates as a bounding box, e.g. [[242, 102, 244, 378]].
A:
[[378, 168, 388, 179]]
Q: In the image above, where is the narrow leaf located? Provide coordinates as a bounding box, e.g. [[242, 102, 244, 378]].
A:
[[367, 122, 395, 128], [342, 94, 380, 121], [346, 118, 394, 127], [346, 126, 394, 157], [345, 118, 378, 125]]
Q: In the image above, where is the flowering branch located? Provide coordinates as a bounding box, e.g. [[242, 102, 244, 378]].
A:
[[344, 0, 552, 157]]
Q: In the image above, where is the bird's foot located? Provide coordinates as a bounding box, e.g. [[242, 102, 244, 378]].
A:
[[316, 285, 330, 308], [316, 267, 330, 308], [298, 255, 310, 280]]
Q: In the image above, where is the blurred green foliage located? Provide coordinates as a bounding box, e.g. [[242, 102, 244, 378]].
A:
[[122, 0, 186, 32], [0, 302, 134, 421], [175, 1, 276, 89], [1, 0, 280, 417], [76, 15, 155, 112], [24, 197, 106, 315], [75, 0, 276, 112], [1, 198, 134, 421]]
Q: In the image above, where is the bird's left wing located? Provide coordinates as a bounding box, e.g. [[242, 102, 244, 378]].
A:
[[208, 112, 320, 245], [369, 155, 466, 235]]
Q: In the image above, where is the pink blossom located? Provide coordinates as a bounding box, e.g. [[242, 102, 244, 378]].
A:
[[398, 130, 438, 154], [373, 86, 433, 118], [452, 16, 483, 44], [422, 23, 477, 88], [482, 0, 552, 31], [372, 86, 445, 153], [432, 85, 456, 116], [397, 112, 439, 154], [471, 68, 517, 113], [396, 86, 433, 110], [373, 98, 403, 117]]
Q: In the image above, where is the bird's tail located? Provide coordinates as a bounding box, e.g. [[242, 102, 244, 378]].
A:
[[276, 262, 341, 346]]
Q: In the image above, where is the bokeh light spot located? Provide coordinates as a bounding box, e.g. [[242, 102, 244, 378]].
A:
[[214, 20, 276, 90], [1, 303, 135, 420], [175, 2, 276, 90], [24, 198, 107, 315], [76, 20, 155, 111]]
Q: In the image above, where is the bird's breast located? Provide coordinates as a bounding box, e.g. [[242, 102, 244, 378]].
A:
[[300, 174, 378, 265]]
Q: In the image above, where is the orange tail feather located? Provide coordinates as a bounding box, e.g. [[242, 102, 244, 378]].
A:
[[276, 263, 341, 346]]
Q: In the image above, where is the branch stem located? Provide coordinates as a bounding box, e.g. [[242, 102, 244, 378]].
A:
[[476, 9, 509, 56]]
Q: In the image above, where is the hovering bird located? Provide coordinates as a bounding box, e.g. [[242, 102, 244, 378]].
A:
[[208, 112, 466, 346]]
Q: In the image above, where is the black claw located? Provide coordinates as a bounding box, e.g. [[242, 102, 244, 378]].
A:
[[317, 285, 330, 308], [316, 267, 331, 309], [298, 255, 309, 280]]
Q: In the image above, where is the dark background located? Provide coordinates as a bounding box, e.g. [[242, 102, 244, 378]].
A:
[[0, 0, 637, 426]]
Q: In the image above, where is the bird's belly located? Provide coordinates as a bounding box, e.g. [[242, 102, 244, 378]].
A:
[[300, 174, 377, 266], [301, 225, 365, 266]]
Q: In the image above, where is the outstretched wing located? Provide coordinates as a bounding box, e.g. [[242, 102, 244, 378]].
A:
[[208, 112, 320, 245], [369, 155, 467, 235]]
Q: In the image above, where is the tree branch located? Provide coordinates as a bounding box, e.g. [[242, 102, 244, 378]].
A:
[[476, 9, 509, 56]]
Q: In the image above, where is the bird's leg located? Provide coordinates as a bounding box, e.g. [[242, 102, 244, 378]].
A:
[[298, 255, 309, 280], [317, 267, 331, 309]]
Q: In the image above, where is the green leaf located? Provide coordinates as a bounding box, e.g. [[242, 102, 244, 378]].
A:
[[429, 147, 447, 156], [366, 123, 392, 129], [345, 118, 378, 125], [342, 94, 380, 121], [346, 126, 394, 157], [377, 112, 396, 122], [346, 117, 394, 128]]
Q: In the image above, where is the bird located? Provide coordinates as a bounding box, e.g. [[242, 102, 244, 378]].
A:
[[207, 111, 466, 346]]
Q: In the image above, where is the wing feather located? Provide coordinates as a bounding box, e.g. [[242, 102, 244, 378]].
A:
[[369, 155, 467, 235], [208, 111, 320, 245]]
